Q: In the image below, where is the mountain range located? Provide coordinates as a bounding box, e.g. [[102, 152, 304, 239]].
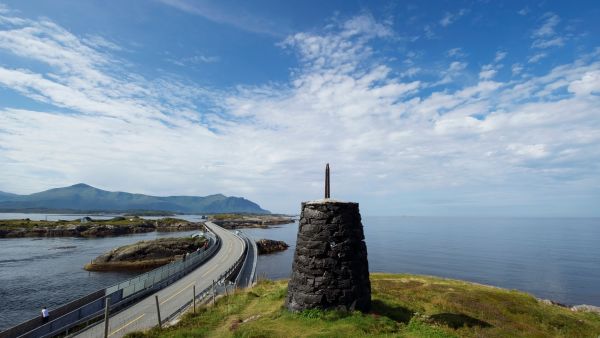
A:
[[0, 184, 269, 214]]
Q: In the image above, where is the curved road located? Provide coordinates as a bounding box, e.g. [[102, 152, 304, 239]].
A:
[[74, 222, 244, 338]]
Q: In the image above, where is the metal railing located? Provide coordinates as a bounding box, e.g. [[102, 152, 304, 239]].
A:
[[9, 230, 221, 338], [233, 234, 257, 288], [162, 229, 248, 323], [105, 232, 218, 298], [249, 236, 258, 285]]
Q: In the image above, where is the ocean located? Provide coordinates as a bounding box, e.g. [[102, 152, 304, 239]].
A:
[[0, 214, 598, 330]]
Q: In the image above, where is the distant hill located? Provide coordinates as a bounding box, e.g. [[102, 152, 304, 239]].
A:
[[0, 191, 18, 202], [0, 184, 269, 214]]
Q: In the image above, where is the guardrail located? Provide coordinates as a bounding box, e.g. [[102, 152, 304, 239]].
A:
[[249, 236, 258, 285], [163, 229, 248, 323], [3, 229, 221, 338], [233, 234, 257, 288], [104, 232, 218, 298]]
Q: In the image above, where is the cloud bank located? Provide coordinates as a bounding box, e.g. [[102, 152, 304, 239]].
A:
[[0, 9, 598, 216]]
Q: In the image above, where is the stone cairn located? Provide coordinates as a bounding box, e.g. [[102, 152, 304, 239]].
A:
[[286, 164, 371, 312]]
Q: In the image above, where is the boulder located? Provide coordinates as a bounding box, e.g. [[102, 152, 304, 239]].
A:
[[84, 236, 207, 271], [256, 239, 289, 254]]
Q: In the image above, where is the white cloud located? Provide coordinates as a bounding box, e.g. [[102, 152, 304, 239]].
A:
[[479, 63, 501, 80], [0, 9, 599, 215], [507, 143, 548, 159], [156, 0, 286, 36], [494, 51, 507, 63], [83, 35, 122, 51], [518, 7, 530, 16], [423, 24, 435, 39], [169, 54, 220, 66], [401, 67, 421, 78], [568, 70, 600, 96], [479, 68, 497, 80], [528, 53, 547, 63], [447, 47, 466, 58], [531, 13, 566, 49], [439, 9, 469, 27], [512, 63, 524, 76], [532, 37, 565, 49], [341, 14, 392, 38], [434, 61, 468, 85], [533, 13, 560, 38]]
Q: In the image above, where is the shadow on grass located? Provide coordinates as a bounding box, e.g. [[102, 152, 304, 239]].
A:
[[371, 299, 414, 323], [429, 313, 492, 329]]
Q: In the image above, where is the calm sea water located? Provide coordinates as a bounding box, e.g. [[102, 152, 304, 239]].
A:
[[0, 214, 599, 330], [242, 217, 600, 308]]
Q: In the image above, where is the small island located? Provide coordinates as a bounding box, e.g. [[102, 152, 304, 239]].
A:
[[208, 214, 294, 229], [0, 217, 204, 238], [84, 236, 207, 271], [256, 239, 289, 254]]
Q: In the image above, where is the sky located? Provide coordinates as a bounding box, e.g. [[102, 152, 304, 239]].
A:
[[0, 0, 599, 216]]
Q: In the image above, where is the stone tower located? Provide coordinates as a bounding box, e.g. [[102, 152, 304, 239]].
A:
[[286, 165, 371, 312]]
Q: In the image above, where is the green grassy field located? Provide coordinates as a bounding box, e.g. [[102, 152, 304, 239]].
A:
[[125, 273, 600, 338]]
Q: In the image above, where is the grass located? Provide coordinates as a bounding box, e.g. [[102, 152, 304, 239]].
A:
[[124, 273, 600, 338]]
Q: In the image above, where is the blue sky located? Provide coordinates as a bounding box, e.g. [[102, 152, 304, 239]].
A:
[[0, 1, 599, 216]]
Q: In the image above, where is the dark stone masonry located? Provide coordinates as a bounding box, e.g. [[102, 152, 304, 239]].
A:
[[286, 199, 371, 312]]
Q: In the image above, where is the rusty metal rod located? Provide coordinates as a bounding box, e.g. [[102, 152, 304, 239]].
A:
[[325, 163, 330, 199]]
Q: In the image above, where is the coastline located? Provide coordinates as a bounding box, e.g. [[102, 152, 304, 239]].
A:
[[0, 217, 204, 238]]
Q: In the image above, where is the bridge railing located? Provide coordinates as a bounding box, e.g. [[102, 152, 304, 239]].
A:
[[249, 235, 258, 285], [7, 229, 220, 338], [105, 231, 218, 298], [234, 234, 257, 288], [164, 228, 248, 323]]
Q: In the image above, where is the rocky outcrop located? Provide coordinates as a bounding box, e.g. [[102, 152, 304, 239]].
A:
[[286, 200, 371, 312], [571, 305, 600, 314], [0, 217, 205, 238], [84, 236, 207, 271], [210, 215, 294, 229], [256, 239, 289, 254]]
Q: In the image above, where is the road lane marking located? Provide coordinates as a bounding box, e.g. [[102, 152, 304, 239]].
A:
[[218, 245, 233, 264], [200, 260, 220, 278], [109, 313, 145, 337], [161, 281, 195, 305]]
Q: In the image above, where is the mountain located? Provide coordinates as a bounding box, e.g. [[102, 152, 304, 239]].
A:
[[0, 184, 269, 214], [0, 191, 18, 202]]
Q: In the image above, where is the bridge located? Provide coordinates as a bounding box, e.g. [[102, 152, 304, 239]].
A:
[[1, 222, 256, 338]]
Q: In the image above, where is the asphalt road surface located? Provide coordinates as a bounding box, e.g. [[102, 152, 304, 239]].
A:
[[73, 222, 244, 338]]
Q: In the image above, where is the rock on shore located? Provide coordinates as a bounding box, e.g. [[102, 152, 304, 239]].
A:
[[0, 217, 205, 238], [84, 236, 207, 271], [256, 239, 289, 254], [571, 304, 600, 314], [209, 214, 294, 229]]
